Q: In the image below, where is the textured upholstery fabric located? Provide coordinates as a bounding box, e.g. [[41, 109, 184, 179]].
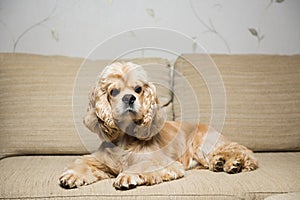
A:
[[265, 192, 300, 200], [1, 53, 300, 199], [174, 54, 300, 151], [0, 53, 86, 158], [0, 153, 299, 199], [0, 53, 171, 158], [2, 53, 299, 157]]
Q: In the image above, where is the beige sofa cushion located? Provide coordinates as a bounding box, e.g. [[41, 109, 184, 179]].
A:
[[1, 53, 299, 156], [265, 192, 300, 200], [174, 54, 300, 151], [0, 53, 172, 158], [0, 53, 86, 158], [1, 153, 299, 199]]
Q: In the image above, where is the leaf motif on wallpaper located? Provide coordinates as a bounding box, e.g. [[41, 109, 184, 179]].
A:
[[267, 0, 285, 8], [146, 8, 155, 18], [12, 3, 57, 52], [248, 28, 258, 36], [189, 0, 231, 53], [51, 28, 59, 42], [248, 28, 265, 47]]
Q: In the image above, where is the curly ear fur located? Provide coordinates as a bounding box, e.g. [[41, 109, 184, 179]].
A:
[[141, 82, 159, 126], [133, 82, 166, 140], [83, 86, 119, 142]]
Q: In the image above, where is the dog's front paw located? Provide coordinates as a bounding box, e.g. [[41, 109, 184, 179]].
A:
[[113, 173, 144, 190], [209, 155, 225, 172], [224, 159, 242, 174], [242, 155, 258, 172], [59, 169, 90, 189], [59, 156, 110, 189]]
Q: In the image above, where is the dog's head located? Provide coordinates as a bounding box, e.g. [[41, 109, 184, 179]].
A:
[[84, 62, 165, 142]]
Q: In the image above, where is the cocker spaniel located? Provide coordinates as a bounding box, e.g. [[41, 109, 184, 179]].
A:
[[59, 62, 258, 190]]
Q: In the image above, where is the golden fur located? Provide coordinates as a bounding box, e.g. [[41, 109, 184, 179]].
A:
[[59, 62, 258, 190]]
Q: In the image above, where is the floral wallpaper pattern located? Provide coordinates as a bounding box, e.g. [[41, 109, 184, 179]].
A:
[[0, 0, 299, 57]]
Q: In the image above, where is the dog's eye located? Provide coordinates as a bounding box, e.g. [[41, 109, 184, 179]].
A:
[[134, 86, 142, 94], [110, 88, 120, 97]]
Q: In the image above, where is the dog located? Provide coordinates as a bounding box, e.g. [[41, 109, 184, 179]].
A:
[[59, 62, 258, 190]]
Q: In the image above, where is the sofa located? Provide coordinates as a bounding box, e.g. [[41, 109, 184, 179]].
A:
[[0, 53, 299, 199]]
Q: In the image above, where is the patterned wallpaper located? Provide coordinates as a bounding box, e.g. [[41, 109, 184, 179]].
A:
[[0, 0, 299, 58]]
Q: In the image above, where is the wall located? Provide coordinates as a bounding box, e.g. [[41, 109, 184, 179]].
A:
[[0, 0, 299, 59]]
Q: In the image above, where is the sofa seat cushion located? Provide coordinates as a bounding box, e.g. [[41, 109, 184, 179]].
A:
[[1, 153, 299, 199], [265, 192, 300, 200]]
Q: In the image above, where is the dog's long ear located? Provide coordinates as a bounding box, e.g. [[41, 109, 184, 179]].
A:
[[134, 82, 165, 140], [83, 86, 119, 142], [141, 82, 159, 126]]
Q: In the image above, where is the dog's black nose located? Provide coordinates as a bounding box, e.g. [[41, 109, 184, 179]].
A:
[[122, 94, 136, 106]]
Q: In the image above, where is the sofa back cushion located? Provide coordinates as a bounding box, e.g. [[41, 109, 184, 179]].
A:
[[1, 53, 299, 157], [174, 54, 300, 151], [0, 54, 172, 158]]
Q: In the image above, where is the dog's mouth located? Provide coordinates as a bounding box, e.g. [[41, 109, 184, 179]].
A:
[[117, 108, 141, 123], [122, 106, 139, 116], [123, 108, 136, 115]]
